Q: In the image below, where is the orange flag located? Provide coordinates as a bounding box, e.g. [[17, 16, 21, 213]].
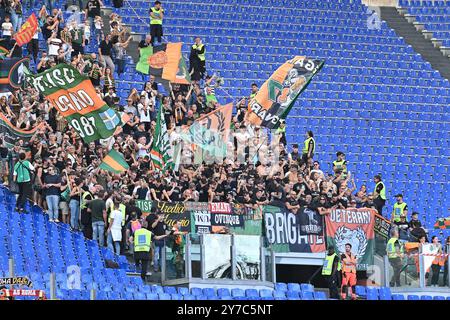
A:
[[14, 13, 38, 47]]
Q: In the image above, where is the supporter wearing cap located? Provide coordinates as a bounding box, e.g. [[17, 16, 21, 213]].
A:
[[394, 213, 410, 241], [392, 193, 408, 223], [288, 143, 301, 163]]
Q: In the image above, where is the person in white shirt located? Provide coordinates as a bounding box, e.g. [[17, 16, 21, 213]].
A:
[[137, 95, 153, 130], [47, 30, 62, 57], [2, 16, 13, 40], [136, 136, 151, 159], [107, 197, 123, 254]]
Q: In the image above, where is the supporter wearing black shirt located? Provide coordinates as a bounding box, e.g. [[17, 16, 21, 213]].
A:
[[293, 175, 310, 196], [285, 191, 300, 214], [85, 0, 101, 18], [197, 178, 209, 202], [253, 189, 268, 205], [146, 212, 168, 272]]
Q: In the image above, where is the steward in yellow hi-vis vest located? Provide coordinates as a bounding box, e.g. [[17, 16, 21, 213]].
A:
[[322, 247, 341, 299], [391, 194, 408, 223], [149, 1, 164, 45], [133, 219, 168, 281], [302, 130, 315, 163]]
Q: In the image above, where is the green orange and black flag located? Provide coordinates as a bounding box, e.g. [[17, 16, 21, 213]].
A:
[[246, 56, 324, 129], [434, 217, 450, 229], [173, 55, 191, 85], [325, 208, 377, 271], [0, 57, 30, 92], [135, 42, 182, 82], [0, 112, 41, 149], [99, 149, 129, 173], [14, 13, 38, 46], [26, 64, 121, 143]]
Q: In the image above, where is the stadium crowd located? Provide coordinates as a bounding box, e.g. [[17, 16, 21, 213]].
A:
[[0, 0, 447, 286]]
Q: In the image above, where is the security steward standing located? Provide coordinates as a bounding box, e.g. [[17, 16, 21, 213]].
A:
[[189, 37, 206, 81], [149, 0, 164, 46], [133, 219, 168, 281], [301, 130, 315, 163], [391, 193, 408, 223], [341, 243, 357, 300], [387, 228, 404, 287], [373, 174, 386, 216], [322, 246, 341, 299]]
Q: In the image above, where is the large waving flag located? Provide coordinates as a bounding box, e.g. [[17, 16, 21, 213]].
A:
[[246, 56, 324, 129], [26, 64, 121, 143], [136, 43, 182, 82], [14, 13, 38, 46], [99, 149, 129, 173], [173, 55, 191, 85], [151, 107, 174, 172], [180, 103, 233, 157]]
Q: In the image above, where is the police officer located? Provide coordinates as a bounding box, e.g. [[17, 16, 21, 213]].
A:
[[133, 219, 168, 281], [301, 130, 315, 164], [391, 194, 408, 223], [322, 246, 341, 299], [189, 37, 206, 81], [149, 0, 164, 46], [387, 228, 404, 287], [373, 175, 386, 216]]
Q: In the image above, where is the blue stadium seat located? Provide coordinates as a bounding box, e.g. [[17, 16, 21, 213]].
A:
[[259, 289, 273, 299], [433, 296, 445, 300], [245, 289, 259, 298], [163, 286, 178, 295], [203, 288, 216, 297], [366, 287, 379, 300], [302, 291, 314, 300], [158, 293, 171, 300], [421, 295, 433, 300], [218, 288, 231, 299], [191, 288, 203, 296], [379, 287, 392, 300], [287, 283, 301, 292], [313, 291, 327, 300], [275, 283, 287, 292], [301, 283, 314, 292], [183, 294, 196, 300], [355, 286, 366, 298], [286, 291, 300, 300], [407, 295, 420, 300], [178, 287, 190, 296], [231, 289, 245, 298], [392, 294, 405, 300]]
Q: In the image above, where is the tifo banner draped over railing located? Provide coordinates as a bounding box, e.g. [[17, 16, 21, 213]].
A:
[[135, 201, 379, 263], [263, 205, 326, 253], [325, 208, 377, 270], [136, 200, 262, 235]]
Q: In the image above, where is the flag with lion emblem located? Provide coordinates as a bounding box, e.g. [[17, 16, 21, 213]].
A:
[[135, 43, 181, 82], [246, 56, 324, 129], [325, 208, 376, 270], [180, 103, 233, 158]]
